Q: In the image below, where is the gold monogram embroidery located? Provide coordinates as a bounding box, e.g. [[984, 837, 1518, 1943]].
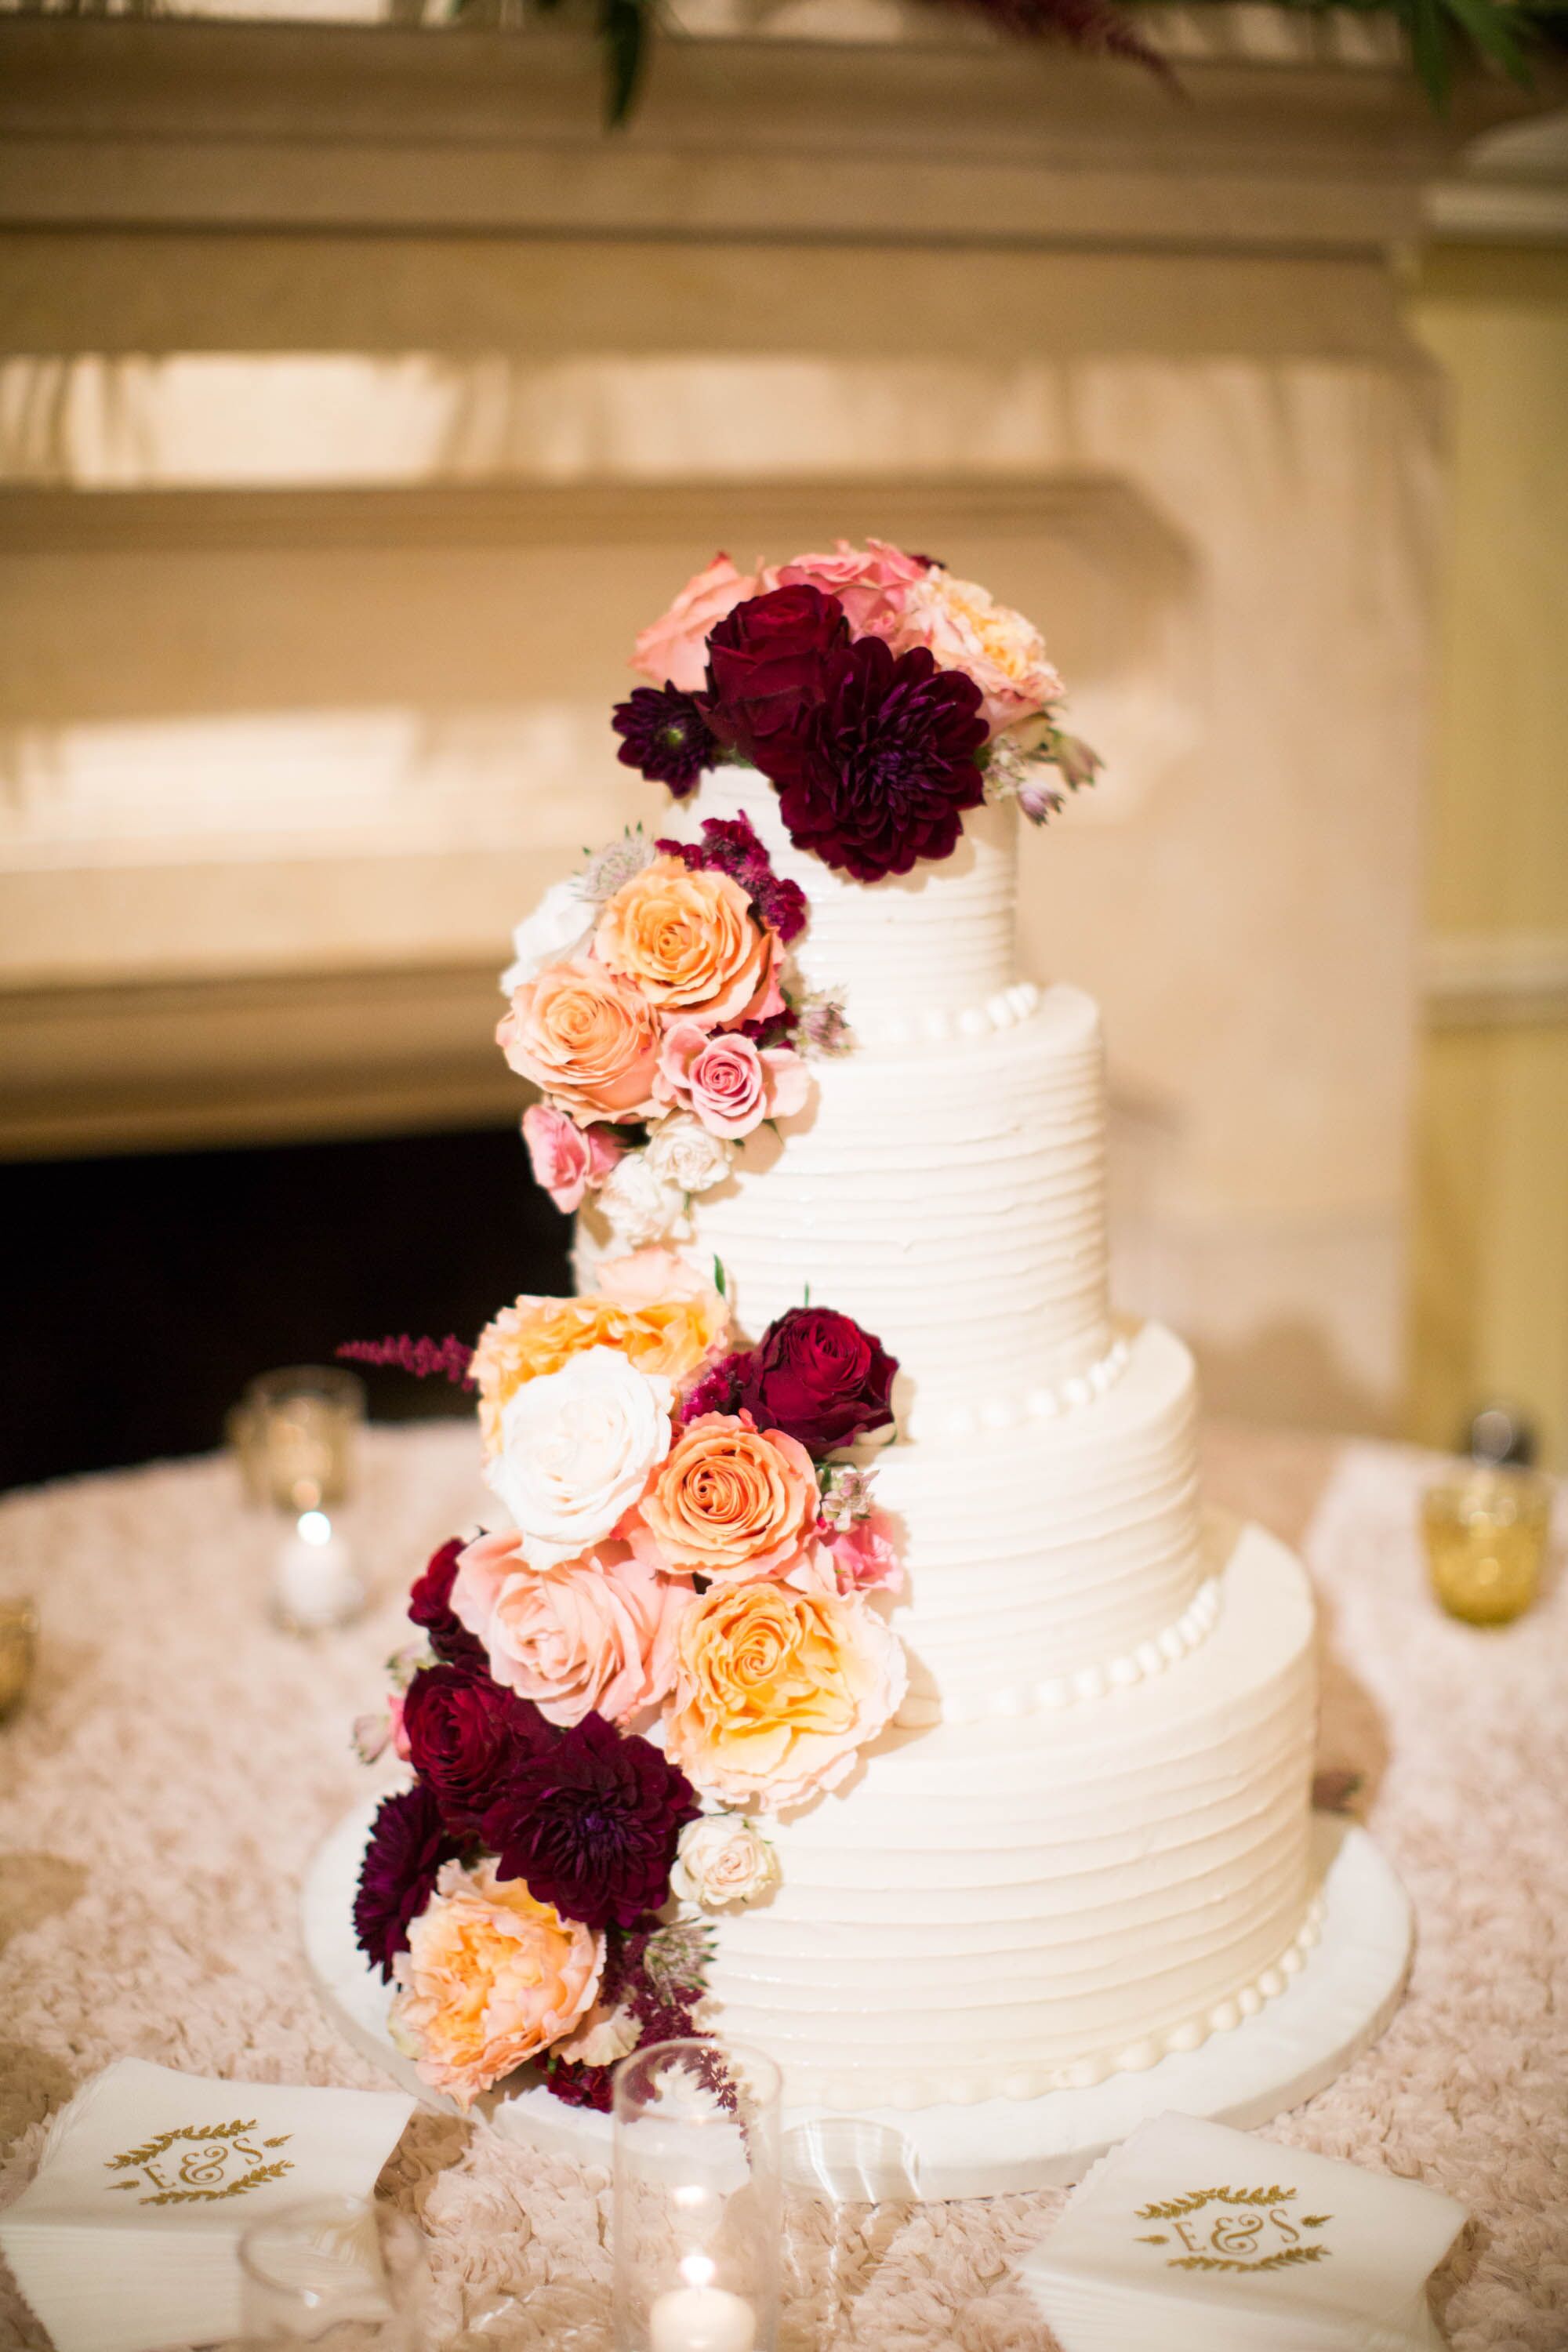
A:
[[105, 2120, 294, 2205], [1133, 2187, 1333, 2273]]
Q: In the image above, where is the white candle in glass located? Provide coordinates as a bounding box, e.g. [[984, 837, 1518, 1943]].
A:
[[271, 1508, 364, 1632], [648, 2256, 756, 2352]]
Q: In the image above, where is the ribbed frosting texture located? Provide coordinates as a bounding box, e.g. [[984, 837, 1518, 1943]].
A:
[[702, 1522, 1316, 2111]]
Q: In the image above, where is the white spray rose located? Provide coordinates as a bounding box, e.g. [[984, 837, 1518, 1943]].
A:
[[597, 1150, 685, 1248], [644, 1113, 735, 1199], [671, 1814, 781, 1911], [484, 1345, 673, 1571], [499, 877, 593, 996]]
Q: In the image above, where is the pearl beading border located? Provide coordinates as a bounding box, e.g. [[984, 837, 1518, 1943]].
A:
[[853, 979, 1042, 1051], [902, 1332, 1131, 1445], [776, 1887, 1327, 2114], [898, 1572, 1223, 1730]]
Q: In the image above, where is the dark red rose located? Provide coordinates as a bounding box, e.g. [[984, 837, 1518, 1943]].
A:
[[401, 1664, 550, 1834], [481, 1710, 699, 1933], [775, 636, 986, 883], [704, 586, 850, 775], [407, 1537, 488, 1675], [733, 1305, 898, 1453], [354, 1782, 459, 1983]]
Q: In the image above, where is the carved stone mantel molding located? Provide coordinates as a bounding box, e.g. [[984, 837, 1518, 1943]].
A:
[[0, 2, 1547, 249]]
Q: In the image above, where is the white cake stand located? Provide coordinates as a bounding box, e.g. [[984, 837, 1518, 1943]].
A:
[[303, 1800, 1411, 2202]]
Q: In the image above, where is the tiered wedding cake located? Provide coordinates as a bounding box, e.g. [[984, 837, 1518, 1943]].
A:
[[339, 539, 1323, 2145]]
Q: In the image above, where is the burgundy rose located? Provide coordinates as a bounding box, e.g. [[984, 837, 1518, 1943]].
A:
[[401, 1664, 550, 1834], [481, 1710, 699, 1933], [704, 586, 849, 775], [733, 1305, 898, 1453], [407, 1537, 488, 1675], [775, 636, 986, 883], [354, 1781, 459, 1983]]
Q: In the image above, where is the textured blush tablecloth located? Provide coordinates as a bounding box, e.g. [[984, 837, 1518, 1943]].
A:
[[0, 1421, 1564, 2352]]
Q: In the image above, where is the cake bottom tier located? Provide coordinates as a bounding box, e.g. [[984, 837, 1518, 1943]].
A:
[[702, 1517, 1317, 2112]]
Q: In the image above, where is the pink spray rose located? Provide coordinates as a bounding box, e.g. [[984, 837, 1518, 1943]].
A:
[[822, 1508, 905, 1597], [655, 1020, 811, 1140], [633, 554, 760, 695], [891, 571, 1064, 736], [774, 538, 928, 643], [452, 1528, 693, 1730], [522, 1102, 625, 1213]]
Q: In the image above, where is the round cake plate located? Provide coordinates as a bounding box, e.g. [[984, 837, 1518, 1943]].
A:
[[303, 1802, 1411, 2202]]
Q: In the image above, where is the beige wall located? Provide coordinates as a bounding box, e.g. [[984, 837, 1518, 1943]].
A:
[[1405, 246, 1568, 1471]]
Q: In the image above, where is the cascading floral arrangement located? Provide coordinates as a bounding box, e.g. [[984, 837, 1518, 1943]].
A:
[[351, 1248, 909, 2113], [612, 538, 1100, 883]]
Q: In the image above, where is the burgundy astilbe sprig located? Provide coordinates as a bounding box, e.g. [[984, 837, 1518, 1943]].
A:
[[337, 1335, 475, 1388], [949, 0, 1174, 78], [655, 811, 809, 946]]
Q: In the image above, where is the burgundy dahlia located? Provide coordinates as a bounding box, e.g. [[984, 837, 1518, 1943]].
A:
[[612, 684, 716, 798], [406, 1537, 488, 1675], [704, 586, 849, 775], [733, 1305, 898, 1453], [354, 1781, 459, 1983], [401, 1664, 550, 1835], [481, 1710, 699, 1933], [775, 637, 987, 883]]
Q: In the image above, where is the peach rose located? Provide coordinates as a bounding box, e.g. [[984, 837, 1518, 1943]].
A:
[[594, 859, 781, 1031], [452, 1529, 692, 1727], [665, 1579, 908, 1810], [499, 959, 662, 1127], [522, 1102, 625, 1214], [633, 1412, 819, 1586], [390, 1857, 602, 2109], [656, 1021, 810, 1140], [894, 572, 1064, 736], [633, 554, 759, 694], [484, 1346, 673, 1572], [774, 537, 927, 642], [597, 1248, 730, 1384]]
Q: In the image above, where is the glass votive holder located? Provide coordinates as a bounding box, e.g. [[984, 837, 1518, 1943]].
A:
[[1422, 1464, 1553, 1626], [238, 2194, 431, 2349], [613, 2038, 782, 2352], [0, 1597, 39, 1721], [228, 1367, 367, 1634]]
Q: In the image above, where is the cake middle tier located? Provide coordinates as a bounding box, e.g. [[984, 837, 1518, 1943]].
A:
[[678, 982, 1112, 1420]]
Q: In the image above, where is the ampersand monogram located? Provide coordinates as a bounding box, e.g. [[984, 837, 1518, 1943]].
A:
[[104, 2120, 294, 2206], [1132, 2186, 1334, 2274]]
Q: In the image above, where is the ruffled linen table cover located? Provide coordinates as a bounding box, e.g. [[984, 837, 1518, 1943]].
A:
[[0, 1421, 1563, 2352]]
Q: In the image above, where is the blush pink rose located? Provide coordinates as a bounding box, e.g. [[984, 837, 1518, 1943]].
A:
[[452, 1528, 692, 1729], [774, 537, 928, 643], [521, 1102, 625, 1212], [499, 959, 662, 1127], [822, 1508, 905, 1596], [655, 1021, 811, 1140], [633, 554, 760, 694], [891, 572, 1064, 736]]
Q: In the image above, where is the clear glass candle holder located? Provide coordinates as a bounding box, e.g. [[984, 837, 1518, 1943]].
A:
[[613, 2039, 782, 2352], [228, 1367, 367, 1634], [1422, 1465, 1553, 1626], [238, 2195, 431, 2350]]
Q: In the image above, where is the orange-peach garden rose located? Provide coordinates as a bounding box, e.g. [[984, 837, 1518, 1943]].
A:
[[635, 1412, 819, 1585], [497, 958, 662, 1127], [665, 1579, 907, 1811], [594, 858, 779, 1030]]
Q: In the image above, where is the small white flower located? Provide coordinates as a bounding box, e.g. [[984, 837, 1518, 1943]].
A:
[[597, 1150, 686, 1248], [499, 877, 593, 997], [818, 1464, 877, 1531], [644, 1113, 734, 1198], [484, 1345, 673, 1571], [671, 1814, 781, 1911]]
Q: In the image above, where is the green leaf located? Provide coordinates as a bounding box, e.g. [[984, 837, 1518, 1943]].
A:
[[1402, 0, 1454, 103], [712, 1256, 726, 1296], [1438, 0, 1532, 79], [599, 0, 648, 128]]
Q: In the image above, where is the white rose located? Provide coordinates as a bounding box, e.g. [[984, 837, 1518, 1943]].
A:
[[671, 1814, 781, 1911], [597, 1151, 685, 1249], [499, 877, 593, 997], [484, 1345, 673, 1571], [644, 1113, 735, 1198], [554, 2000, 641, 2067]]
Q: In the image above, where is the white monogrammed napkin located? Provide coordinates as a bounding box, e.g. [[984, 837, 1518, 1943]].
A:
[[1018, 2113, 1468, 2352], [0, 2060, 414, 2352]]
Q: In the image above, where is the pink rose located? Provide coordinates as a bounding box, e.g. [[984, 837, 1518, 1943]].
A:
[[452, 1529, 692, 1729], [892, 572, 1064, 736], [521, 1102, 625, 1213], [633, 554, 759, 694], [774, 537, 928, 643], [822, 1508, 905, 1597], [656, 1020, 811, 1140], [499, 959, 662, 1127]]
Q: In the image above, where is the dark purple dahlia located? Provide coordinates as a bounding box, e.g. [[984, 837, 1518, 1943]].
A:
[[406, 1537, 488, 1675], [776, 637, 987, 883], [354, 1781, 460, 1983], [401, 1664, 550, 1835], [612, 685, 716, 798], [481, 1709, 699, 1933]]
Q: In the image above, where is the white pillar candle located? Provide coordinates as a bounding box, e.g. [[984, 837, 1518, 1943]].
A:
[[648, 2283, 756, 2352], [272, 1511, 363, 1632]]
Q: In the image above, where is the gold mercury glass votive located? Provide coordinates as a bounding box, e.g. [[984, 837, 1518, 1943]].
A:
[[0, 1597, 39, 1720], [1421, 1465, 1553, 1626]]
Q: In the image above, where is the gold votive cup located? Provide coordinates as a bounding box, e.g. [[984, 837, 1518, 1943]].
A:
[[228, 1365, 365, 1514], [0, 1597, 39, 1720], [1422, 1465, 1552, 1626]]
